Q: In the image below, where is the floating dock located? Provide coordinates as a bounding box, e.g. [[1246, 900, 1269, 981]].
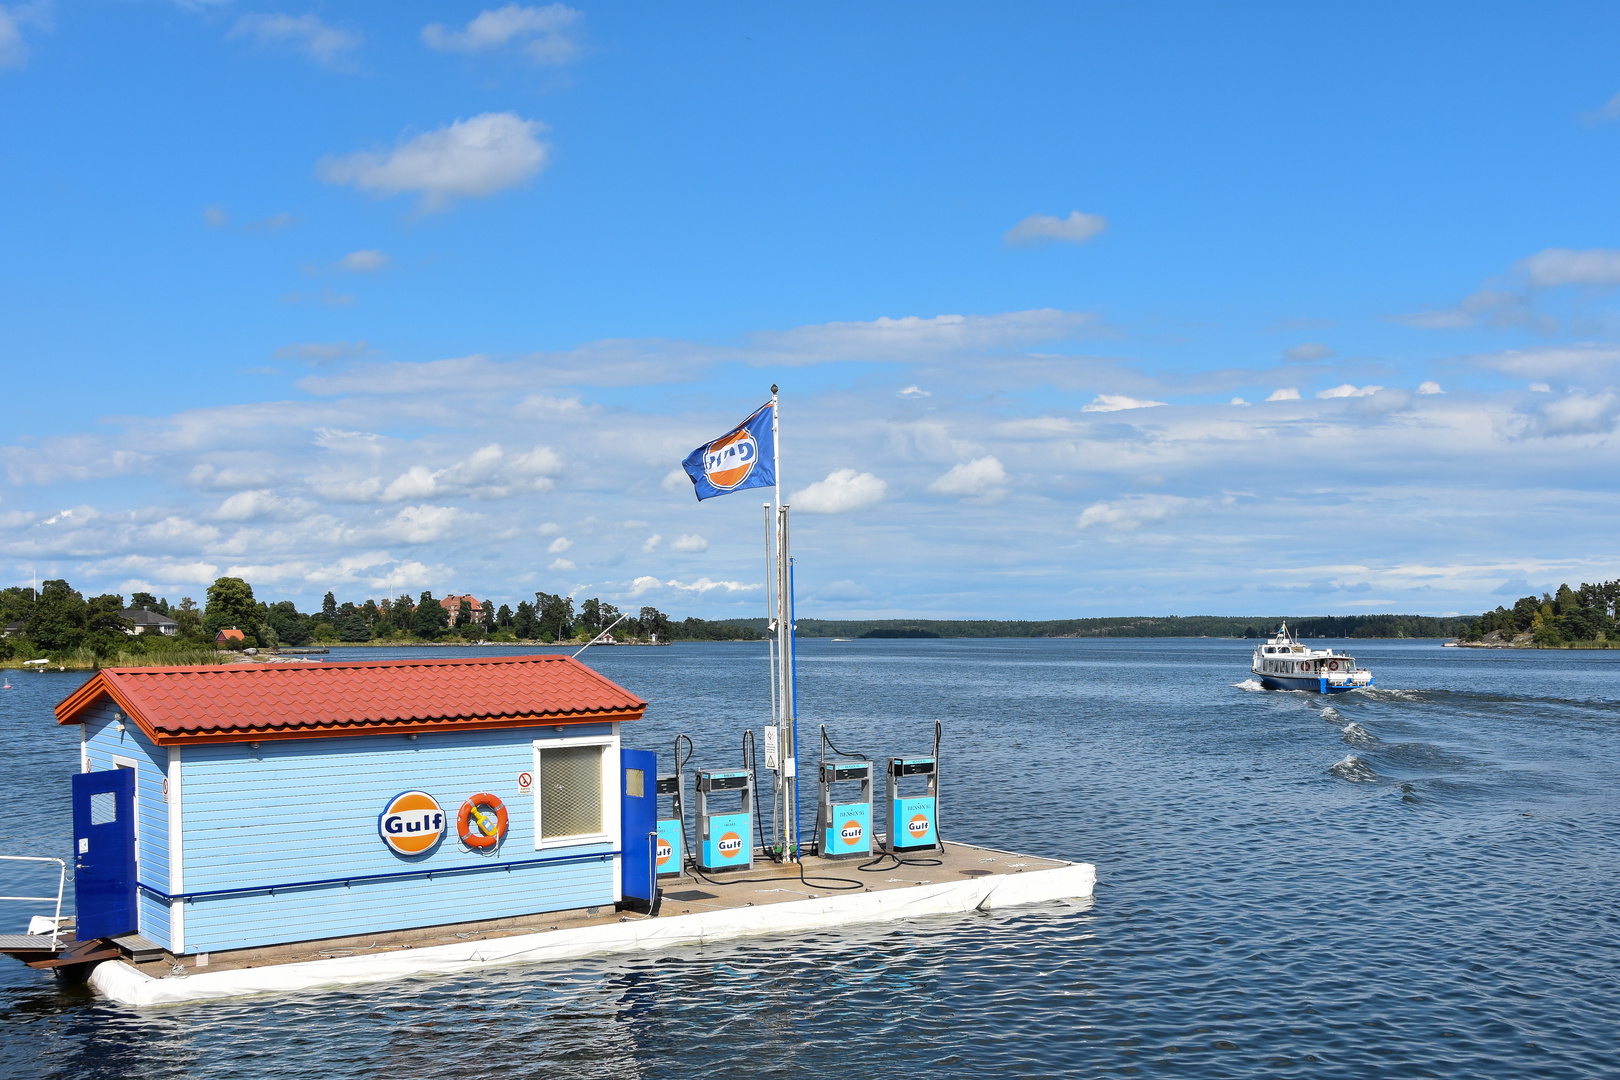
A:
[[88, 841, 1094, 1006]]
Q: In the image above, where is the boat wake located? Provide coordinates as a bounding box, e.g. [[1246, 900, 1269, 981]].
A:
[[1319, 706, 1344, 723], [1329, 754, 1380, 783], [1233, 678, 1264, 692], [1340, 722, 1379, 747]]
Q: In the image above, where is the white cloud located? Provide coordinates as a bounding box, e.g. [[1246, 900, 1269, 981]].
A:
[[547, 536, 572, 554], [1284, 342, 1336, 362], [751, 309, 1096, 364], [549, 557, 576, 571], [538, 521, 562, 536], [1266, 387, 1301, 401], [646, 577, 759, 596], [1081, 394, 1166, 413], [790, 468, 887, 513], [1520, 248, 1620, 288], [671, 533, 708, 552], [273, 340, 371, 365], [0, 3, 50, 71], [212, 490, 314, 522], [641, 534, 661, 553], [1523, 391, 1620, 437], [1317, 384, 1382, 399], [1077, 495, 1195, 532], [1587, 91, 1620, 123], [1467, 344, 1620, 383], [317, 112, 549, 212], [421, 3, 583, 63], [338, 249, 389, 272], [817, 579, 873, 601], [512, 445, 563, 477], [230, 14, 361, 68], [1530, 383, 1551, 393], [898, 385, 930, 398], [662, 468, 691, 493], [1231, 397, 1250, 406], [1417, 381, 1444, 395], [927, 456, 1007, 497], [382, 466, 438, 501], [1003, 210, 1108, 247], [389, 504, 458, 543]]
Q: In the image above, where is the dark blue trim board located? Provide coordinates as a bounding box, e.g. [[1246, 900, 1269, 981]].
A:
[[137, 850, 620, 902]]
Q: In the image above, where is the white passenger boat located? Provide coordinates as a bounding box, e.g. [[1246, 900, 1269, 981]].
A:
[[1251, 622, 1373, 693]]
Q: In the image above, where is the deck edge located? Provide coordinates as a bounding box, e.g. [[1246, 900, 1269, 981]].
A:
[[88, 861, 1097, 1007]]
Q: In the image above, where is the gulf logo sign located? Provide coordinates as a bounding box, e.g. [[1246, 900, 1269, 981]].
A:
[[716, 831, 745, 859], [704, 428, 759, 490], [379, 790, 446, 855], [839, 820, 865, 847], [907, 813, 932, 841], [656, 836, 674, 868]]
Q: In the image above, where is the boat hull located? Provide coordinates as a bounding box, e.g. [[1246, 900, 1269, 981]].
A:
[[1254, 672, 1373, 693]]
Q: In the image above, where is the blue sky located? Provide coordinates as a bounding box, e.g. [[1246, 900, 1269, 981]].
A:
[[3, 2, 1619, 619]]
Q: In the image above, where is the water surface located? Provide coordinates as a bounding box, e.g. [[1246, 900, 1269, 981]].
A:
[[1, 639, 1615, 1078]]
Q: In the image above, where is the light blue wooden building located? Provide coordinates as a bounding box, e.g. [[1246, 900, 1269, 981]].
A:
[[55, 654, 649, 958]]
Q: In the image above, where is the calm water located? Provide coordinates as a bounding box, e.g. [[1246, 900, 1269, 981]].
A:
[[1, 639, 1616, 1078]]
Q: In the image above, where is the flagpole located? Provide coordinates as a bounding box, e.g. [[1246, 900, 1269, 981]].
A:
[[770, 384, 798, 859]]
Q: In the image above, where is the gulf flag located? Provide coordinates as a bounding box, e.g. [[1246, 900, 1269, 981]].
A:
[[681, 402, 776, 501]]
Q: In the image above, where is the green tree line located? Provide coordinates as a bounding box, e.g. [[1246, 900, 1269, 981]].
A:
[[1462, 580, 1618, 647], [1, 576, 761, 664], [720, 614, 1476, 639]]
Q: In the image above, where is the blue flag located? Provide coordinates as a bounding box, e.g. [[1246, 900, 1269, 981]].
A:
[[682, 402, 776, 501]]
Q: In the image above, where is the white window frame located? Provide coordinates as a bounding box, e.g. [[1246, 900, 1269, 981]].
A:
[[532, 735, 619, 851]]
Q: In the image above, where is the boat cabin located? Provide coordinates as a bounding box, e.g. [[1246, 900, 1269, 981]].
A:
[[54, 654, 649, 958]]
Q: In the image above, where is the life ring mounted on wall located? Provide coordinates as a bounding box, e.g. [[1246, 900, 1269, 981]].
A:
[[457, 792, 509, 849], [1328, 660, 1340, 671]]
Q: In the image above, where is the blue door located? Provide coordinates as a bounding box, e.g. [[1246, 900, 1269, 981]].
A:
[[72, 769, 137, 941], [621, 748, 657, 911]]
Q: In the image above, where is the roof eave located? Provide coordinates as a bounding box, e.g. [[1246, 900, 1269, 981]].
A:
[[137, 706, 647, 747]]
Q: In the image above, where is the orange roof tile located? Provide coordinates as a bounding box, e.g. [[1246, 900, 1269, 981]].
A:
[[56, 654, 646, 746]]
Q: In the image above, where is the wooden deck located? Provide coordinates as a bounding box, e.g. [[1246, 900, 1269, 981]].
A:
[[123, 841, 1066, 978]]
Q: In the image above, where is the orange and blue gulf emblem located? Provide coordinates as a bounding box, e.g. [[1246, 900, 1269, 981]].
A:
[[703, 428, 759, 490], [379, 790, 446, 855]]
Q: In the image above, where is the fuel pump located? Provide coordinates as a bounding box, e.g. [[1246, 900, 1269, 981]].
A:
[[817, 760, 872, 859], [656, 735, 693, 878], [655, 774, 685, 878], [695, 768, 753, 872], [885, 721, 943, 855]]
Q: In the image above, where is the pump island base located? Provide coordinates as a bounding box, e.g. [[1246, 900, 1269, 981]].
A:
[[90, 839, 1093, 1006], [4, 654, 1095, 1007]]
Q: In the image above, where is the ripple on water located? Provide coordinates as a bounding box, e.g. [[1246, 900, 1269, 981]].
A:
[[1341, 722, 1378, 747], [1329, 754, 1380, 782]]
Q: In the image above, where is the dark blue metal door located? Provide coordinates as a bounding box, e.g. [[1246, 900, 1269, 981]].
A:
[[621, 748, 657, 910], [72, 769, 137, 941]]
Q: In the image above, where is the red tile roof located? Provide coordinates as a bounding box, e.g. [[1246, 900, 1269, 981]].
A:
[[56, 654, 646, 746]]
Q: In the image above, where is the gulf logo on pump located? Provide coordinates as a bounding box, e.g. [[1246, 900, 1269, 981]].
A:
[[839, 820, 865, 847], [907, 813, 932, 841], [656, 836, 674, 867], [704, 428, 758, 490], [379, 790, 446, 855], [716, 831, 745, 859]]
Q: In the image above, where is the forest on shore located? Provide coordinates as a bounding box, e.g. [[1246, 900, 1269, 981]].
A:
[[721, 614, 1473, 640]]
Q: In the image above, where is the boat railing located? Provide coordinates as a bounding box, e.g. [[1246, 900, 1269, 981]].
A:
[[0, 856, 67, 951]]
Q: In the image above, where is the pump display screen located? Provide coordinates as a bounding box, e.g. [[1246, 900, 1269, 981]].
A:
[[704, 773, 749, 791]]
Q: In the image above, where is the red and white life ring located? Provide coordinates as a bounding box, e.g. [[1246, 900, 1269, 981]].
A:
[[1328, 660, 1340, 671], [457, 793, 509, 849]]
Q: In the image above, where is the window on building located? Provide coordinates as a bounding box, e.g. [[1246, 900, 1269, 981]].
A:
[[533, 738, 615, 848]]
